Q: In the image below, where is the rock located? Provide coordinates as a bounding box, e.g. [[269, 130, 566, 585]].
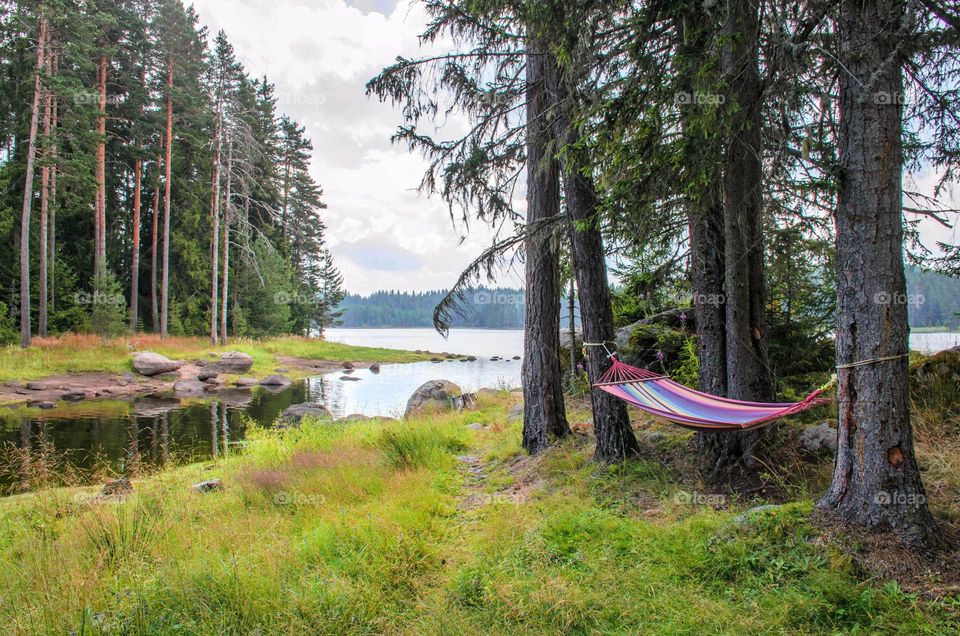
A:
[[155, 372, 181, 381], [615, 308, 695, 350], [193, 479, 223, 493], [198, 370, 219, 382], [120, 372, 137, 382], [431, 358, 442, 363], [797, 421, 838, 454], [61, 391, 86, 402], [339, 376, 362, 382], [513, 356, 521, 361], [212, 351, 254, 374], [342, 368, 355, 374], [507, 404, 523, 422], [26, 381, 50, 391], [260, 375, 292, 387], [203, 377, 222, 386], [132, 352, 182, 376], [173, 380, 206, 397], [911, 346, 960, 408], [369, 363, 381, 373], [342, 361, 355, 370], [194, 359, 209, 367], [279, 403, 332, 427], [466, 356, 477, 362], [235, 377, 258, 387], [101, 477, 133, 497], [404, 380, 464, 417], [32, 401, 56, 409]]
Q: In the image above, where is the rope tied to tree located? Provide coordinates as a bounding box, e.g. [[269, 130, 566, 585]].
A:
[[835, 353, 910, 370]]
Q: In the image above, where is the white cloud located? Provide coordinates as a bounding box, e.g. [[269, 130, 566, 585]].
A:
[[192, 0, 508, 295]]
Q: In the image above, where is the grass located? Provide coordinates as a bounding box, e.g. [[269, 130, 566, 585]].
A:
[[0, 333, 433, 383], [0, 392, 957, 634]]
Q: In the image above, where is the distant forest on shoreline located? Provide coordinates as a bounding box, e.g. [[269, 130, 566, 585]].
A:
[[338, 268, 960, 331]]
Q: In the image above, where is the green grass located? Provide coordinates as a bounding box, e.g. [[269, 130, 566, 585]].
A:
[[0, 333, 432, 383], [0, 393, 956, 634]]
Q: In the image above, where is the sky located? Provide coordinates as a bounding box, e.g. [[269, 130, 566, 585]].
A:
[[190, 0, 959, 296], [191, 0, 518, 296]]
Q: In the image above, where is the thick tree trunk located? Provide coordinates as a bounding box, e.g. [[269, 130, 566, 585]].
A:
[[816, 0, 939, 549], [549, 59, 639, 462], [130, 157, 141, 332], [20, 15, 47, 348], [160, 56, 173, 339], [49, 69, 57, 316], [151, 155, 160, 332], [522, 36, 570, 455], [220, 136, 233, 345], [568, 279, 576, 381], [697, 0, 774, 477]]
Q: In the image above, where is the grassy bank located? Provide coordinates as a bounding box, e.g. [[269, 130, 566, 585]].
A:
[[0, 334, 433, 383], [0, 394, 957, 634]]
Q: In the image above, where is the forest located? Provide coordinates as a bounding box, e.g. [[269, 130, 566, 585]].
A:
[[339, 288, 526, 328], [0, 0, 345, 347]]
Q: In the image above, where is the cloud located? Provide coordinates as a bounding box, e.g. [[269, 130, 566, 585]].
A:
[[192, 0, 506, 295]]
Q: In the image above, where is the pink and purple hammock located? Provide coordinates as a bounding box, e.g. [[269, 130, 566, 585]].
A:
[[594, 357, 832, 432]]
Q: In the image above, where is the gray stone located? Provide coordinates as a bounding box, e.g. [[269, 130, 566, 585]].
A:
[[404, 380, 463, 417], [797, 422, 838, 454], [369, 363, 381, 373], [26, 381, 50, 391], [235, 377, 259, 387], [198, 370, 219, 382], [507, 404, 523, 422], [173, 380, 206, 397], [61, 391, 86, 402], [193, 479, 223, 493], [120, 372, 137, 382], [342, 361, 355, 370], [259, 375, 292, 387], [212, 351, 254, 374], [132, 352, 182, 376], [279, 403, 332, 427], [32, 401, 56, 409]]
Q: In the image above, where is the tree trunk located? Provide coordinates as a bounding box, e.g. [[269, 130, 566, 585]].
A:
[[160, 56, 173, 339], [20, 14, 47, 348], [549, 58, 639, 463], [130, 157, 142, 332], [698, 0, 774, 477], [39, 27, 51, 338], [151, 154, 160, 332], [522, 36, 570, 455], [49, 57, 58, 317], [568, 278, 576, 381], [209, 118, 222, 346], [815, 0, 940, 549], [220, 135, 233, 345], [95, 53, 107, 279]]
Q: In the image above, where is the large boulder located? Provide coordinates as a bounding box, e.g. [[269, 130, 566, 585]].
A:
[[278, 403, 332, 427], [405, 380, 463, 417], [173, 379, 206, 398], [616, 322, 691, 373], [211, 351, 254, 374], [132, 352, 182, 377], [614, 308, 694, 350], [796, 421, 838, 454]]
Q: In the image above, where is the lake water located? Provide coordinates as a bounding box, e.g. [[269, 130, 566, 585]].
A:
[[2, 327, 956, 492]]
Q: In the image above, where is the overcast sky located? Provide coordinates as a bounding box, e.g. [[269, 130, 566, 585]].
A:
[[191, 0, 959, 297]]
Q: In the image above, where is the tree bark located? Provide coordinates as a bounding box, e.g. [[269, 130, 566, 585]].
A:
[[522, 36, 570, 455], [130, 157, 142, 332], [549, 57, 639, 463], [209, 119, 222, 345], [151, 154, 160, 332], [48, 50, 58, 316], [20, 14, 47, 348], [568, 278, 576, 381], [816, 0, 940, 549], [95, 53, 107, 279], [39, 26, 51, 338], [697, 0, 774, 477], [160, 56, 173, 339], [220, 135, 233, 345]]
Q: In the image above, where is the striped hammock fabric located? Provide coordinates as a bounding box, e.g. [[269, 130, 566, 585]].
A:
[[594, 358, 832, 432]]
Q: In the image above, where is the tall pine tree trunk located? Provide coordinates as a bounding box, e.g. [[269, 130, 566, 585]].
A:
[[209, 119, 222, 346], [151, 155, 160, 332], [48, 47, 58, 316], [220, 136, 233, 345], [160, 56, 173, 339], [39, 27, 51, 338], [95, 54, 107, 279], [549, 58, 638, 462], [699, 0, 774, 477], [522, 36, 570, 454], [130, 157, 142, 332], [20, 14, 47, 348], [815, 0, 940, 549]]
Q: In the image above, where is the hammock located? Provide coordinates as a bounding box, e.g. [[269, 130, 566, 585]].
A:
[[594, 357, 832, 432]]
